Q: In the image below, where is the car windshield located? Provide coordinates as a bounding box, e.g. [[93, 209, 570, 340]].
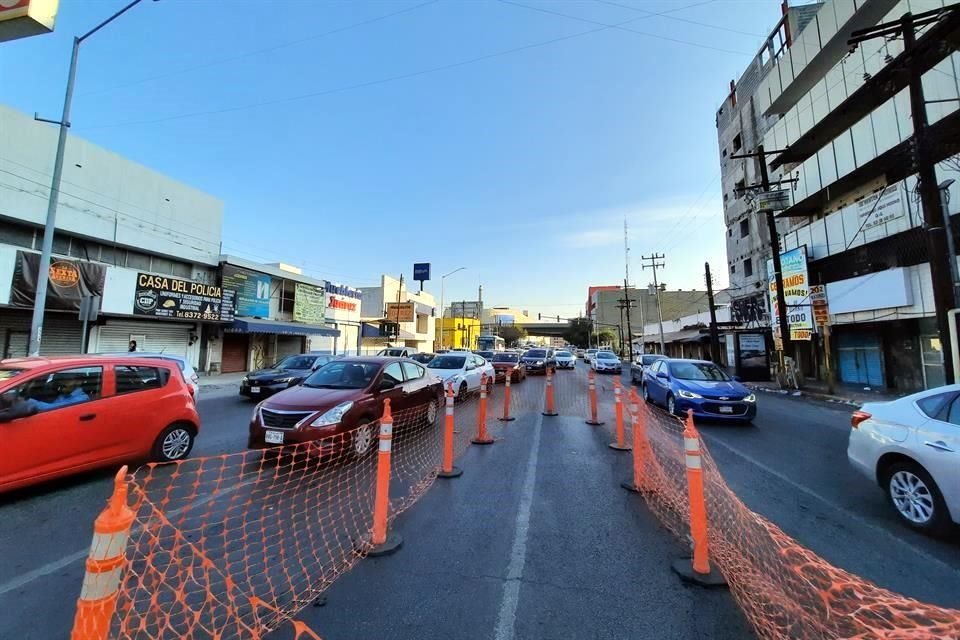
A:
[[302, 362, 379, 389], [475, 351, 494, 359], [556, 351, 572, 357], [274, 355, 319, 370], [428, 356, 466, 370], [0, 368, 25, 381], [587, 349, 597, 354], [411, 353, 435, 363], [525, 350, 547, 358], [670, 362, 730, 381], [493, 353, 519, 363], [641, 355, 662, 366], [598, 352, 618, 360]]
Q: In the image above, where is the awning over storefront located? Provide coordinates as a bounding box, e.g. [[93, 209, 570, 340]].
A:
[[227, 319, 339, 337], [644, 328, 709, 344]]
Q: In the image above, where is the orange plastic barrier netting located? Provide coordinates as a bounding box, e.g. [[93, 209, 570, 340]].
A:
[[87, 402, 446, 639], [624, 398, 960, 639]]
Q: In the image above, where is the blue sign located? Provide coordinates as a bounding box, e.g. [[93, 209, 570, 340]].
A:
[[222, 266, 272, 317], [413, 262, 431, 282]]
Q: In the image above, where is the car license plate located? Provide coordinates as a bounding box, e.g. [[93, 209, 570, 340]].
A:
[[265, 430, 284, 444], [250, 386, 260, 394], [719, 406, 734, 414]]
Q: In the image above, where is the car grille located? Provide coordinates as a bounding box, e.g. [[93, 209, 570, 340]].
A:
[[260, 408, 313, 429], [701, 402, 748, 416]]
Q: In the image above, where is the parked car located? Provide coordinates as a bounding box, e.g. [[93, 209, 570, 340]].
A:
[[575, 349, 586, 359], [0, 355, 201, 492], [554, 350, 576, 369], [410, 352, 436, 365], [426, 353, 496, 401], [249, 357, 442, 456], [521, 348, 556, 374], [106, 351, 200, 397], [591, 351, 622, 373], [847, 385, 960, 535], [377, 347, 418, 358], [642, 359, 756, 423], [585, 349, 599, 365], [491, 352, 527, 383], [474, 350, 496, 361], [630, 354, 665, 384], [240, 353, 335, 399]]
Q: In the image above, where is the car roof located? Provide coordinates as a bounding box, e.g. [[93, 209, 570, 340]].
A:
[[0, 355, 181, 370], [334, 356, 404, 364], [102, 352, 187, 361]]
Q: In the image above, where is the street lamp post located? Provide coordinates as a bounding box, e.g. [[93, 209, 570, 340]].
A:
[[438, 267, 465, 350], [29, 0, 155, 356]]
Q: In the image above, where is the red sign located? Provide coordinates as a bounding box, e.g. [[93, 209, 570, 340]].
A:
[[0, 1, 31, 14], [328, 295, 357, 312]]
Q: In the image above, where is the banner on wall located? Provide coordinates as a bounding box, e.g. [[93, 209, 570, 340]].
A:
[[10, 251, 106, 311], [293, 282, 326, 323], [222, 266, 271, 317], [766, 247, 813, 341], [133, 272, 224, 321]]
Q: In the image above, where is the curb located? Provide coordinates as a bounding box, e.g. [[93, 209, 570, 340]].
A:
[[745, 384, 861, 407]]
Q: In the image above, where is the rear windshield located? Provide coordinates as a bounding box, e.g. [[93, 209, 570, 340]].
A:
[[493, 353, 519, 363], [475, 351, 494, 359], [556, 351, 572, 357], [0, 368, 25, 381], [525, 350, 547, 358], [641, 355, 662, 366], [428, 356, 466, 370], [303, 362, 379, 389]]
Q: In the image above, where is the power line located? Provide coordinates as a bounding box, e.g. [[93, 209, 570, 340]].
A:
[[594, 0, 766, 39]]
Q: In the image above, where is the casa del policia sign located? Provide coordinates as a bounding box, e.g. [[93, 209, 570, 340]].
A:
[[134, 273, 227, 321]]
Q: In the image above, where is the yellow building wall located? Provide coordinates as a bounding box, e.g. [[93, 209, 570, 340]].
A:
[[435, 318, 481, 350]]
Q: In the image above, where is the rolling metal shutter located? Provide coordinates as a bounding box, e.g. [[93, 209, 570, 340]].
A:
[[97, 321, 191, 357], [276, 336, 304, 359], [0, 309, 82, 356], [221, 333, 248, 373]]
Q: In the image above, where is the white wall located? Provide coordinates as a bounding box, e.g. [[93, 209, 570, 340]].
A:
[[0, 104, 223, 266], [829, 263, 936, 324]]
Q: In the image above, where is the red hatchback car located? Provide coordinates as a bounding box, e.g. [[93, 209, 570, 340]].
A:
[[249, 357, 444, 457], [0, 356, 201, 493]]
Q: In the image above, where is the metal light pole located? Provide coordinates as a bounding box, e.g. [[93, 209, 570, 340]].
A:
[[29, 0, 155, 356], [438, 267, 465, 350]]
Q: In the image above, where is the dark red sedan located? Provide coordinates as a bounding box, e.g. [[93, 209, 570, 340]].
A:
[[490, 352, 527, 383], [248, 357, 443, 456]]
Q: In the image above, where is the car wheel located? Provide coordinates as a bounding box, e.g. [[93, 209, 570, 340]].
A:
[[642, 384, 651, 403], [883, 462, 952, 534], [153, 423, 195, 462], [666, 394, 677, 416], [426, 399, 439, 426], [458, 382, 468, 402], [352, 422, 377, 457]]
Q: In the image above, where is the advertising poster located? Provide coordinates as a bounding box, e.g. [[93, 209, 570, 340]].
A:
[[293, 283, 326, 323], [133, 273, 224, 321], [222, 266, 271, 317], [738, 333, 767, 369], [386, 302, 415, 323], [766, 247, 813, 341], [11, 251, 106, 310]]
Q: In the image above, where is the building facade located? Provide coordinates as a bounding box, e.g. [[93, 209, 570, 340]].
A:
[[359, 275, 436, 353]]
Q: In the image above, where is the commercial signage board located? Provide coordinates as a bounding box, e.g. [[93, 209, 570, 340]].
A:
[[386, 302, 415, 323], [858, 185, 906, 232], [325, 281, 361, 322], [413, 263, 431, 282], [134, 273, 224, 321], [766, 247, 813, 341], [10, 251, 105, 311], [810, 284, 830, 327], [449, 300, 482, 320], [0, 0, 58, 43], [222, 266, 271, 317], [293, 282, 326, 324], [756, 189, 791, 211]]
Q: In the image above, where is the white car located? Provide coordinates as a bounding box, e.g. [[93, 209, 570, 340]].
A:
[[105, 352, 200, 397], [426, 352, 496, 402], [554, 350, 576, 369], [591, 351, 622, 373], [585, 349, 599, 365], [847, 385, 960, 535]]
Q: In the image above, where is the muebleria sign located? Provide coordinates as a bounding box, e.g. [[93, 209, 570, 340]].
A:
[[766, 247, 813, 341], [134, 273, 224, 321]]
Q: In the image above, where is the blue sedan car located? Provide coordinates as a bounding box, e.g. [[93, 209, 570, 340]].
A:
[[641, 358, 756, 423]]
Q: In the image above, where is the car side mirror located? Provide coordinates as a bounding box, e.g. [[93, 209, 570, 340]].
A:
[[0, 401, 38, 424], [732, 375, 742, 382], [656, 371, 668, 379], [379, 378, 397, 391]]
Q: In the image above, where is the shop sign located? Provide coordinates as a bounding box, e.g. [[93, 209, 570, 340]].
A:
[[325, 281, 361, 299], [293, 282, 326, 324], [11, 251, 105, 311], [222, 266, 271, 317], [0, 0, 58, 44], [756, 189, 791, 211], [134, 273, 224, 321], [386, 302, 415, 323], [766, 247, 813, 341], [810, 284, 830, 327], [858, 185, 905, 232], [738, 333, 768, 368]]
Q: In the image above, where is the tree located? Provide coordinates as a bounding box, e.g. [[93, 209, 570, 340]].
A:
[[597, 329, 618, 348], [562, 318, 592, 347], [499, 324, 527, 347]]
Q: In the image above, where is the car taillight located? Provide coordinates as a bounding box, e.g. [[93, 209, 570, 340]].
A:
[[851, 410, 871, 429]]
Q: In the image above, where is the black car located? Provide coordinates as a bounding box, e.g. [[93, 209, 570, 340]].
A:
[[630, 354, 665, 384], [240, 353, 335, 399], [520, 348, 556, 374]]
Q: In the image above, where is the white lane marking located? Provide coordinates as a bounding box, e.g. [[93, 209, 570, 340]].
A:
[[0, 477, 256, 598], [702, 434, 957, 575], [493, 411, 543, 640]]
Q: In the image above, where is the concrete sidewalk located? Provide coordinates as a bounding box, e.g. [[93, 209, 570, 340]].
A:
[[291, 410, 750, 640], [198, 371, 247, 389], [746, 379, 903, 407]]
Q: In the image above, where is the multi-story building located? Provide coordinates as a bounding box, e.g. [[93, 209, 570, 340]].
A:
[[359, 275, 436, 353], [718, 0, 960, 391]]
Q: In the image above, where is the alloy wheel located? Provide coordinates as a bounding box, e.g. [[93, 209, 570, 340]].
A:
[[667, 395, 676, 416], [162, 428, 191, 460], [427, 400, 439, 425], [889, 470, 935, 524], [353, 424, 374, 456]]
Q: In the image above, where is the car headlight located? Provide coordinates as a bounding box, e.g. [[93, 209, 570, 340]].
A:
[[274, 376, 297, 384], [251, 401, 263, 422], [310, 401, 354, 428], [743, 394, 756, 403], [677, 389, 702, 399], [535, 361, 544, 366]]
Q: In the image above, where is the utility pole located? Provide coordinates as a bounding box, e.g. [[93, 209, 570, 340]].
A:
[[616, 299, 627, 358], [705, 263, 721, 363], [394, 274, 404, 344], [848, 10, 957, 383], [642, 254, 667, 353], [617, 280, 635, 361]]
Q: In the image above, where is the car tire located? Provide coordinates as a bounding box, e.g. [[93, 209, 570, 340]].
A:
[[882, 461, 952, 535], [152, 423, 195, 462], [642, 384, 652, 403], [352, 421, 377, 458], [666, 394, 677, 416], [458, 382, 468, 403], [426, 399, 439, 426]]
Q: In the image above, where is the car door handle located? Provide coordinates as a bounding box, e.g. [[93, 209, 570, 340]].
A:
[[924, 440, 956, 453], [79, 413, 96, 422]]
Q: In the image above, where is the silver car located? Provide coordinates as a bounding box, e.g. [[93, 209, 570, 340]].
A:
[[847, 384, 960, 535]]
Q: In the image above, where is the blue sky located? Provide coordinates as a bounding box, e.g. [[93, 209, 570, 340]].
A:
[[1, 0, 784, 318]]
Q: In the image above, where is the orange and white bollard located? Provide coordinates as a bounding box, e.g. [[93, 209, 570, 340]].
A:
[[438, 382, 463, 478], [671, 409, 726, 586], [369, 399, 402, 556], [70, 466, 135, 640], [609, 378, 631, 451], [542, 367, 558, 416], [498, 369, 515, 422], [622, 388, 647, 493], [585, 368, 604, 426], [472, 373, 495, 444]]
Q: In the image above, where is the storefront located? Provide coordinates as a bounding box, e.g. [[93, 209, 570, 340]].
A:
[[223, 319, 339, 372], [318, 282, 362, 355]]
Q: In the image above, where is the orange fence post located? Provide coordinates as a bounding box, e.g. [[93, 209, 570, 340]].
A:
[[70, 466, 135, 640], [472, 373, 495, 444], [498, 369, 515, 422], [369, 399, 402, 556], [542, 367, 558, 416], [671, 409, 726, 586], [585, 368, 604, 425], [621, 388, 647, 492], [438, 382, 463, 478], [609, 377, 631, 451]]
